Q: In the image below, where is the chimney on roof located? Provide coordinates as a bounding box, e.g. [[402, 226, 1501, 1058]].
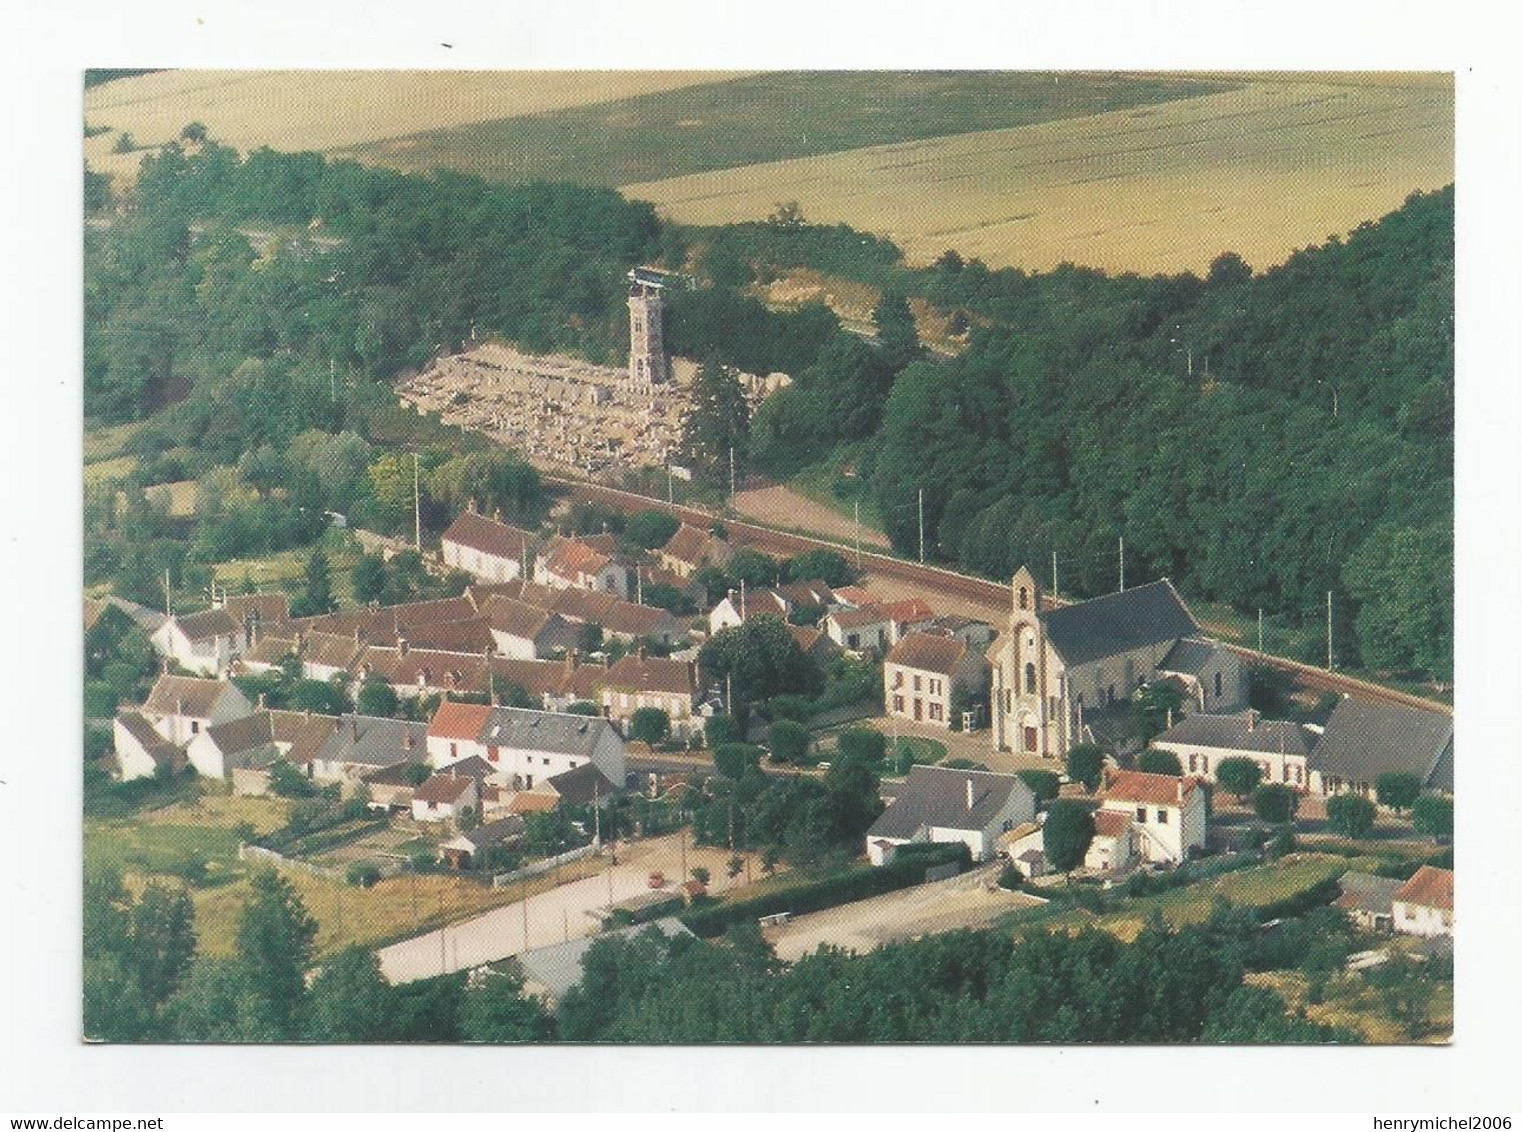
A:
[[467, 498, 477, 513], [351, 718, 359, 741], [1246, 708, 1259, 732], [404, 731, 415, 750], [258, 692, 267, 710], [398, 636, 409, 657], [637, 644, 647, 662], [966, 778, 975, 810], [493, 507, 503, 522]]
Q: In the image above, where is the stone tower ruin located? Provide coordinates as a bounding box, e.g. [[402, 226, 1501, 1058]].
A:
[[627, 268, 671, 394]]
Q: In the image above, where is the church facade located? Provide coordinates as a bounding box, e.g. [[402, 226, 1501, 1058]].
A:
[[991, 567, 1244, 758], [627, 267, 672, 393]]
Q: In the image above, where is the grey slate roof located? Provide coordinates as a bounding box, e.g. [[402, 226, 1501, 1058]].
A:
[[144, 674, 247, 719], [513, 918, 693, 1001], [1158, 637, 1224, 676], [1337, 871, 1403, 917], [115, 711, 183, 769], [476, 706, 618, 758], [1041, 579, 1199, 668], [867, 764, 1033, 839], [1153, 712, 1313, 758], [548, 762, 621, 806], [311, 714, 429, 769], [452, 815, 527, 851], [1310, 697, 1454, 789]]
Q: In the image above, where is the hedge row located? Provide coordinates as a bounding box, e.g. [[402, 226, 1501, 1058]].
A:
[[680, 842, 970, 938], [1256, 876, 1345, 922]]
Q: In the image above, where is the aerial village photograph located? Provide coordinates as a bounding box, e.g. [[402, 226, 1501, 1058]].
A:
[[72, 60, 1461, 1055]]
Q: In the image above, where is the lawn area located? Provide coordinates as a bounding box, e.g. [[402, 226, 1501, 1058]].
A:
[[86, 819, 247, 889], [135, 791, 293, 836], [1010, 853, 1352, 943], [209, 539, 364, 606], [784, 458, 887, 539]]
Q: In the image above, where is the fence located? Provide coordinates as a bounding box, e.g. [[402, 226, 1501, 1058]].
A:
[[239, 843, 404, 883], [491, 841, 600, 888]]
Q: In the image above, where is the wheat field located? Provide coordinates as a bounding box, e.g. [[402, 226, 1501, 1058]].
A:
[[83, 69, 745, 185], [623, 75, 1453, 274]]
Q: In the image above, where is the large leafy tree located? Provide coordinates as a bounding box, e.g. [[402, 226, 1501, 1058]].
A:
[[680, 362, 750, 488], [235, 869, 319, 1038], [306, 946, 395, 1042], [1042, 800, 1096, 874], [699, 614, 823, 711]]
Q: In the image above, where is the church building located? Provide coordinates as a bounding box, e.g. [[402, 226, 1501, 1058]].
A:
[[991, 567, 1244, 758], [627, 267, 672, 393]]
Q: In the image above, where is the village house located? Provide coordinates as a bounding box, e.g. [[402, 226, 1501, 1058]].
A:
[[302, 713, 429, 789], [111, 711, 188, 781], [150, 607, 241, 676], [991, 566, 1244, 759], [1083, 809, 1140, 874], [1336, 871, 1404, 933], [1150, 710, 1316, 790], [564, 649, 704, 739], [536, 533, 634, 597], [439, 815, 527, 868], [239, 634, 298, 675], [1391, 865, 1454, 938], [884, 632, 991, 729], [141, 674, 254, 746], [362, 761, 425, 813], [412, 769, 480, 825], [440, 509, 539, 583], [922, 614, 997, 648], [478, 595, 580, 659], [865, 765, 1036, 864], [830, 585, 879, 608], [1093, 769, 1207, 868], [295, 631, 366, 682], [823, 604, 895, 654], [479, 578, 683, 646], [787, 623, 841, 667], [353, 644, 491, 700], [1154, 637, 1245, 714], [186, 708, 338, 793], [880, 597, 937, 642], [656, 523, 732, 580], [707, 587, 790, 635], [1308, 697, 1454, 799], [427, 702, 627, 792]]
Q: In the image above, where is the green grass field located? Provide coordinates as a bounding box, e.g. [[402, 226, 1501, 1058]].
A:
[[340, 71, 1230, 189]]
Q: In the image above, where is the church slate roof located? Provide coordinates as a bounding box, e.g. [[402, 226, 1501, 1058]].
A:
[[1041, 579, 1200, 668]]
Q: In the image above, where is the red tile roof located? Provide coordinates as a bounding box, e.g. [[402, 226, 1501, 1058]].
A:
[[661, 523, 715, 566], [414, 773, 477, 805], [881, 597, 935, 622], [543, 538, 613, 581], [1393, 865, 1454, 911], [885, 632, 967, 675], [442, 510, 539, 559], [429, 701, 493, 741], [1100, 769, 1200, 806], [1092, 809, 1134, 838]]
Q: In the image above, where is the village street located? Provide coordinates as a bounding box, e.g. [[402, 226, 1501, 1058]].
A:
[[376, 831, 751, 984]]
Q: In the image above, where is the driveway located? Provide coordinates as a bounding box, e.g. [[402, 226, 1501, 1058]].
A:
[[763, 864, 1045, 961], [376, 833, 758, 984]]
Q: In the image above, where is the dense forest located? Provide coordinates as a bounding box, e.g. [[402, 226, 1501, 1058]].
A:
[[85, 856, 1380, 1044], [84, 139, 1452, 681], [747, 190, 1455, 683]]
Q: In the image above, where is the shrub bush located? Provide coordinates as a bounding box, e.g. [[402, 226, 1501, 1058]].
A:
[[347, 862, 382, 888]]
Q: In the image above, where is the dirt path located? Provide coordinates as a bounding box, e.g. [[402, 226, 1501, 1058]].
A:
[[732, 484, 891, 550]]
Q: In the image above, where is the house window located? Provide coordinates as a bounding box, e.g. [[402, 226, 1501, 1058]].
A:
[[893, 695, 904, 713], [1188, 753, 1197, 772], [848, 633, 859, 649], [1201, 755, 1209, 774], [488, 746, 500, 763], [191, 720, 200, 734], [1135, 807, 1146, 823], [1018, 587, 1029, 611], [1024, 663, 1037, 694], [929, 703, 943, 722], [450, 743, 458, 759], [1156, 809, 1168, 824], [893, 671, 904, 689], [1293, 765, 1302, 785], [913, 674, 922, 691]]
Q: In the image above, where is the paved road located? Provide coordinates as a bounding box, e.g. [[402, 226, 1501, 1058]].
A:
[[376, 833, 757, 984]]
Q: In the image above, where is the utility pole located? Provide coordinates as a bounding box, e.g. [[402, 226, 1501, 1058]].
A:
[[679, 826, 687, 881], [917, 488, 925, 564], [521, 880, 530, 950], [854, 500, 861, 569], [1257, 608, 1264, 657], [163, 568, 172, 617], [412, 450, 422, 550], [1051, 550, 1058, 599], [1326, 590, 1334, 672], [725, 672, 733, 715], [636, 566, 643, 606], [329, 358, 337, 403], [729, 447, 736, 502], [1118, 536, 1125, 593], [666, 463, 673, 504]]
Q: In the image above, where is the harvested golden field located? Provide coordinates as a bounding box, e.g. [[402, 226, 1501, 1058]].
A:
[[83, 69, 744, 186], [624, 75, 1453, 274]]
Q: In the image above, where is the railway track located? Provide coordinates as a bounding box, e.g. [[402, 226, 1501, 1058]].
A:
[[546, 475, 1452, 717]]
